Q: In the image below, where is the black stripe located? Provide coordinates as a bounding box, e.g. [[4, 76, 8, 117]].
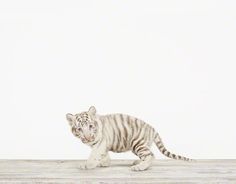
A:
[[134, 118, 138, 130], [136, 146, 147, 153], [117, 116, 127, 149], [122, 116, 128, 141], [123, 137, 127, 149], [113, 116, 121, 144], [159, 145, 164, 150], [110, 117, 117, 151], [132, 139, 142, 152], [161, 148, 167, 153], [166, 151, 170, 157], [130, 123, 134, 136], [120, 114, 124, 122]]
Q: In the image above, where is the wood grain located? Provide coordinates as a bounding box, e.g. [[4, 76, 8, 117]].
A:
[[0, 160, 235, 183]]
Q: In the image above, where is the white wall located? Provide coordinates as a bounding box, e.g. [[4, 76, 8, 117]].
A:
[[0, 0, 236, 159]]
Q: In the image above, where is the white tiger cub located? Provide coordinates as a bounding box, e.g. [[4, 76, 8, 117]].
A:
[[66, 106, 192, 171]]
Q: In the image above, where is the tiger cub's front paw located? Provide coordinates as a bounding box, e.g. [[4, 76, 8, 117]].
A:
[[78, 162, 97, 170], [78, 163, 87, 170], [98, 160, 110, 167], [132, 160, 141, 166]]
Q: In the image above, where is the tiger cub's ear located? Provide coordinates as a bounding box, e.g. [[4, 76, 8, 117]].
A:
[[88, 106, 96, 115], [66, 113, 75, 126]]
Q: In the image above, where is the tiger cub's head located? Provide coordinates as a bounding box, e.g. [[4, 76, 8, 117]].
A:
[[66, 106, 99, 144]]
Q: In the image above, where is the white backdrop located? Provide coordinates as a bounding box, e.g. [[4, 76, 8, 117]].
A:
[[0, 0, 236, 159]]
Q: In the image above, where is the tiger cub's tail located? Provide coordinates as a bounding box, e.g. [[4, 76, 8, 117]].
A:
[[154, 132, 194, 161]]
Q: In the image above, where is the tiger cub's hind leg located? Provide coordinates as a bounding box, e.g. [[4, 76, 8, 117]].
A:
[[131, 146, 155, 171]]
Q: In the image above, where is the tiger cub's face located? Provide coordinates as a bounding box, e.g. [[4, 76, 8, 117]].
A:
[[66, 106, 98, 144]]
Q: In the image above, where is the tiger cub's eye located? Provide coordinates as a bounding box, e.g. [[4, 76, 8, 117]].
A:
[[77, 127, 82, 132]]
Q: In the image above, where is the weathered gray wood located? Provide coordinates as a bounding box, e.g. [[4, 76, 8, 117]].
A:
[[0, 160, 235, 183]]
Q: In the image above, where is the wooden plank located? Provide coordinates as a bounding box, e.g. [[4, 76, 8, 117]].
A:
[[0, 160, 235, 183]]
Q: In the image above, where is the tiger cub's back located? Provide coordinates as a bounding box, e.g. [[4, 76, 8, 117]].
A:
[[100, 114, 156, 153]]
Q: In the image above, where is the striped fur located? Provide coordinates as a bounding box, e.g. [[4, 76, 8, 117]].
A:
[[66, 106, 192, 171]]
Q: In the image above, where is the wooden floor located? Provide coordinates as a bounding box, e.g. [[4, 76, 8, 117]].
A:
[[0, 160, 235, 183]]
